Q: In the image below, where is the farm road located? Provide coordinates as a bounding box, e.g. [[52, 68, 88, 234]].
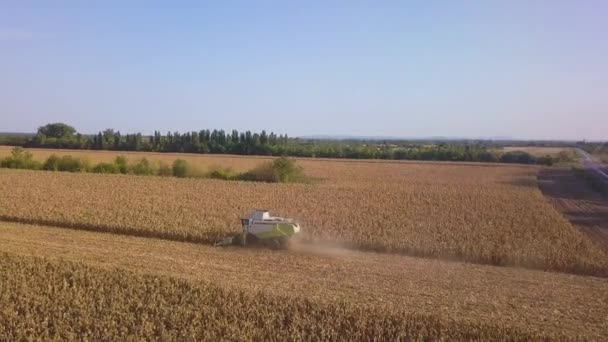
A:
[[1, 221, 607, 339], [577, 148, 608, 183]]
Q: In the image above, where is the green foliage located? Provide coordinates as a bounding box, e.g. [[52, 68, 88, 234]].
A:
[[171, 159, 205, 178], [241, 161, 279, 182], [2, 148, 303, 183], [91, 156, 130, 174], [42, 155, 61, 171], [130, 158, 156, 175], [172, 159, 189, 177], [10, 122, 557, 165], [241, 157, 306, 183], [499, 151, 536, 164], [53, 156, 91, 172], [43, 154, 90, 172], [114, 156, 129, 174], [0, 134, 29, 146], [272, 157, 305, 183], [37, 122, 76, 139], [0, 147, 42, 170], [208, 166, 239, 180], [92, 162, 120, 174]]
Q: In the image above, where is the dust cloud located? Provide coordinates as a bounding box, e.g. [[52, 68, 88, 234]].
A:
[[287, 238, 358, 260]]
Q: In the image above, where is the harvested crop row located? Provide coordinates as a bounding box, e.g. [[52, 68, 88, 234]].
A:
[[0, 252, 569, 340], [0, 157, 606, 275]]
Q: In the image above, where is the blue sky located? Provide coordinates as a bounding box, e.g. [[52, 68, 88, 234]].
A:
[[1, 1, 606, 140]]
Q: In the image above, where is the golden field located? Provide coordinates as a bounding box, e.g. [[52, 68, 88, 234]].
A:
[[0, 145, 543, 175], [2, 222, 607, 339], [0, 251, 568, 341], [1, 149, 606, 275], [2, 148, 608, 339]]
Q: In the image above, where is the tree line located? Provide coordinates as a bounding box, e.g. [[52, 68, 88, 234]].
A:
[[0, 122, 568, 165], [20, 123, 290, 155]]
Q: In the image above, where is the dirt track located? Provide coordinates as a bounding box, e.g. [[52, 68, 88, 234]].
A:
[[1, 221, 607, 338], [578, 148, 608, 183]]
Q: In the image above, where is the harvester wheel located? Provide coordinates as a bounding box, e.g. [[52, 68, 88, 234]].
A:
[[266, 239, 278, 250]]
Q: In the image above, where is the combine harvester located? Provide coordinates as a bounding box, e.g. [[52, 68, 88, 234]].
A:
[[214, 210, 301, 249]]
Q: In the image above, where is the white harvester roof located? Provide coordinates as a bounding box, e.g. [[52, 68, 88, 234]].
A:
[[252, 210, 270, 221], [251, 210, 292, 222]]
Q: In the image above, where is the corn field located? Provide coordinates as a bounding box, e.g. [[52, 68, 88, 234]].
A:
[[0, 150, 607, 340], [1, 155, 606, 275], [0, 252, 564, 341]]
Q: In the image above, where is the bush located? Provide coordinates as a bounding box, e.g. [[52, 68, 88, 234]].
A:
[[92, 162, 119, 174], [241, 161, 277, 182], [55, 156, 91, 172], [0, 147, 42, 170], [500, 151, 536, 164], [536, 155, 555, 166], [42, 155, 61, 171], [130, 158, 156, 175], [172, 159, 189, 177], [208, 166, 239, 180], [2, 150, 307, 183], [477, 151, 499, 163], [28, 153, 90, 172], [172, 159, 204, 178], [271, 157, 305, 183], [114, 156, 129, 174], [241, 157, 306, 183]]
